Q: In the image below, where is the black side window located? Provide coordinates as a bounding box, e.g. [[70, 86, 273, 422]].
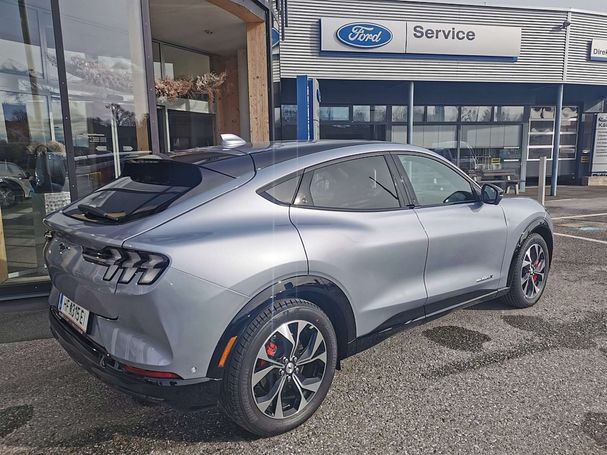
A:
[[295, 156, 400, 210], [397, 154, 476, 206], [261, 175, 301, 204]]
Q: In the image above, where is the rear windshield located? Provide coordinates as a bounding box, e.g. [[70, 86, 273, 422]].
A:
[[64, 153, 253, 224]]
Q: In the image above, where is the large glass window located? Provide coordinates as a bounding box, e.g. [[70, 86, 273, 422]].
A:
[[0, 0, 68, 285], [427, 106, 459, 123], [461, 106, 493, 122], [527, 106, 579, 160], [461, 124, 523, 173], [412, 125, 458, 151], [59, 0, 151, 195], [295, 156, 400, 210], [398, 154, 476, 206]]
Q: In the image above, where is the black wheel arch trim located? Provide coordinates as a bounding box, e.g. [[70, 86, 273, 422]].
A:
[[507, 216, 553, 288], [206, 275, 357, 379]]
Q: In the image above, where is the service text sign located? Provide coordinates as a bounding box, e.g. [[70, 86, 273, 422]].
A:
[[320, 18, 521, 58], [406, 22, 521, 58]]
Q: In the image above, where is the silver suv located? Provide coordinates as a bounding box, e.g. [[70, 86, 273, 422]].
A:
[[45, 140, 553, 436]]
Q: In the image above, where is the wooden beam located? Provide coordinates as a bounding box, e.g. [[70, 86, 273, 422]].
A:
[[246, 22, 269, 143], [207, 0, 264, 23], [212, 54, 241, 140]]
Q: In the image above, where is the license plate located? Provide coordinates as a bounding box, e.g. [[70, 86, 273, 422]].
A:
[[58, 295, 90, 333]]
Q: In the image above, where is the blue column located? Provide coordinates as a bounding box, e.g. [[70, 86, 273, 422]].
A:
[[407, 81, 414, 144], [550, 84, 564, 196], [296, 75, 309, 141]]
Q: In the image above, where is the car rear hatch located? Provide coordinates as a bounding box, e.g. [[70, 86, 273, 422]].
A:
[[44, 149, 255, 318]]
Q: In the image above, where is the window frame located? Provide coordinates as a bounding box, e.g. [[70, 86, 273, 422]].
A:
[[391, 151, 482, 209], [293, 152, 412, 213]]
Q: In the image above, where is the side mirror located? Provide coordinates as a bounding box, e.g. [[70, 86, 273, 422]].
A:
[[481, 183, 504, 205]]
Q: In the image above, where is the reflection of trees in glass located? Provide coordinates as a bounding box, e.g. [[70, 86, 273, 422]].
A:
[[47, 54, 134, 93]]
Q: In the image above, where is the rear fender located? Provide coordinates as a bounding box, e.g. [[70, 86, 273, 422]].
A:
[[206, 275, 357, 378]]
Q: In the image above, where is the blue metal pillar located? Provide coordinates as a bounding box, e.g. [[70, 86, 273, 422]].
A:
[[407, 81, 414, 143], [550, 84, 564, 196], [296, 75, 309, 140]]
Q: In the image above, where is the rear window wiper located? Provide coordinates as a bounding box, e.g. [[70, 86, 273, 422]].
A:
[[78, 203, 126, 223]]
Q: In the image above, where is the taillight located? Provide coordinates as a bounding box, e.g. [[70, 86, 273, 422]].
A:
[[82, 247, 168, 285]]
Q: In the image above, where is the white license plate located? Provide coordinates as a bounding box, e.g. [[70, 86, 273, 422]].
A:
[[58, 295, 90, 333]]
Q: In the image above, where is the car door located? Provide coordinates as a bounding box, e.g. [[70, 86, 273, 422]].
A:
[[289, 153, 429, 337], [393, 153, 508, 315]]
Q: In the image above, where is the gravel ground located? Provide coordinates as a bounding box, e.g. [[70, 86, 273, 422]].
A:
[[1, 189, 606, 454]]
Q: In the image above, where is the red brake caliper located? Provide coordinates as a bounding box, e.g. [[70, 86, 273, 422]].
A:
[[532, 260, 541, 283], [259, 341, 278, 368]]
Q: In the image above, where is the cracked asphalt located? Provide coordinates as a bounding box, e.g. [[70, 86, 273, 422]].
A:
[[1, 187, 607, 454]]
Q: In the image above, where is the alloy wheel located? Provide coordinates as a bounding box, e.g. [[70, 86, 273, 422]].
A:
[[251, 320, 327, 419], [521, 243, 546, 299]]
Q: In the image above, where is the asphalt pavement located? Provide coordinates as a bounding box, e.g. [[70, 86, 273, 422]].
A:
[[1, 186, 606, 454]]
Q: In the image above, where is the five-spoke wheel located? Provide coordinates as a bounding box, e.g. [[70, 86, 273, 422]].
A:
[[220, 299, 337, 436]]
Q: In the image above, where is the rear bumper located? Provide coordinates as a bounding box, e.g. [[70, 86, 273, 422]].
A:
[[49, 307, 221, 410]]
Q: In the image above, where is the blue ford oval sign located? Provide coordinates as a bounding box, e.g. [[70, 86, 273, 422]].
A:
[[336, 22, 393, 49]]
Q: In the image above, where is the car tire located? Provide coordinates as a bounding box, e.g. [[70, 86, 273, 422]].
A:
[[219, 298, 337, 437], [503, 233, 550, 309]]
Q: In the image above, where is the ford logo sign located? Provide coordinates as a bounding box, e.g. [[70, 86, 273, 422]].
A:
[[336, 22, 393, 49]]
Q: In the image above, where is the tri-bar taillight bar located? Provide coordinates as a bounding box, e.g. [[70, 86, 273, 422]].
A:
[[82, 247, 169, 285]]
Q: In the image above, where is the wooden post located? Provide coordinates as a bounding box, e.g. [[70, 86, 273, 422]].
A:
[[246, 21, 269, 143]]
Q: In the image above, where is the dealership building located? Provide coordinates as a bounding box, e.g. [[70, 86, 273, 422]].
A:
[[274, 0, 607, 190]]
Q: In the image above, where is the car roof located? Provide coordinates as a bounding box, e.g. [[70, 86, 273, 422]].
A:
[[166, 140, 435, 169]]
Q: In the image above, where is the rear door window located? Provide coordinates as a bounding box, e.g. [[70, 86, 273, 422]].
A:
[[295, 155, 401, 210]]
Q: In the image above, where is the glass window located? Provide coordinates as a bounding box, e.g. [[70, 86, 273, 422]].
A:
[[461, 124, 523, 173], [397, 155, 476, 206], [321, 124, 386, 141], [392, 106, 407, 122], [153, 41, 162, 80], [66, 154, 254, 223], [262, 175, 301, 205], [282, 105, 297, 124], [59, 0, 151, 194], [296, 156, 399, 210], [530, 107, 554, 120], [353, 106, 371, 122], [0, 0, 69, 285], [320, 106, 349, 121], [167, 110, 214, 151], [412, 125, 457, 150], [413, 106, 425, 122], [0, 0, 44, 78], [461, 106, 492, 122], [495, 106, 524, 122], [392, 125, 407, 144], [427, 106, 459, 122], [162, 45, 210, 80], [371, 106, 387, 122]]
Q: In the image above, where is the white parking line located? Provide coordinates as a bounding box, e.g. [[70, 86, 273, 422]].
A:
[[551, 212, 607, 220], [554, 232, 607, 245]]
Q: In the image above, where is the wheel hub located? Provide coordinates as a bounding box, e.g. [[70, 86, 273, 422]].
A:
[[284, 361, 295, 375]]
